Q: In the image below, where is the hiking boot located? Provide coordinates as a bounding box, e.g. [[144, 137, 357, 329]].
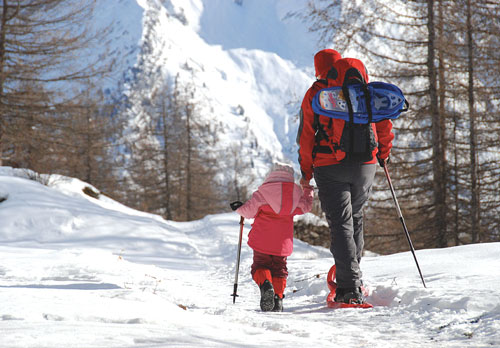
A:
[[259, 279, 275, 311], [272, 294, 284, 312], [334, 287, 365, 304]]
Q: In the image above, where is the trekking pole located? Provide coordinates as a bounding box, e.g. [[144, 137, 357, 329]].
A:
[[231, 216, 245, 303], [382, 163, 427, 288]]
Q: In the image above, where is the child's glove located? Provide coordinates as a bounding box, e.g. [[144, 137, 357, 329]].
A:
[[230, 201, 243, 211]]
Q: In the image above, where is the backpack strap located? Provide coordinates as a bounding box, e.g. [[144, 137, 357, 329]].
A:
[[342, 77, 375, 159], [341, 84, 356, 154], [311, 80, 333, 158], [361, 83, 375, 155], [362, 84, 373, 124], [313, 113, 336, 157], [341, 67, 365, 155]]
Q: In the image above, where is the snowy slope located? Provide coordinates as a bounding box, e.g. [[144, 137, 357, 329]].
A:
[[92, 0, 320, 183], [1, 168, 499, 347]]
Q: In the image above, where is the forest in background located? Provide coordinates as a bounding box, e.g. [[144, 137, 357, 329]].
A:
[[1, 0, 499, 254], [303, 0, 500, 252]]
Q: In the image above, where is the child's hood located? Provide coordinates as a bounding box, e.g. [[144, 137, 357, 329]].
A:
[[258, 171, 303, 214]]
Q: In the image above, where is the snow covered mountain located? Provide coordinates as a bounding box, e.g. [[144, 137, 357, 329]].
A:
[[95, 0, 321, 182], [1, 166, 499, 347]]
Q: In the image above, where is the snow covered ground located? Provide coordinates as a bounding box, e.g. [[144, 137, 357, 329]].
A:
[[1, 168, 499, 347]]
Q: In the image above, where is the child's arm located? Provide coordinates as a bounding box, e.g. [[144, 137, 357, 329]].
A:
[[236, 191, 266, 219], [296, 184, 314, 214]]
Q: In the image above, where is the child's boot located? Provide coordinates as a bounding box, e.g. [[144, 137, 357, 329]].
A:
[[253, 269, 274, 311], [271, 277, 286, 312]]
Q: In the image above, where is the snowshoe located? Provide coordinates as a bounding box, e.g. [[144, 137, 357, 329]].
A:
[[334, 287, 364, 304], [259, 279, 275, 312], [326, 265, 373, 309], [312, 81, 408, 123]]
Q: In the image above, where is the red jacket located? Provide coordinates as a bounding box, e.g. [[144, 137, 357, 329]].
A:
[[297, 80, 394, 181], [236, 171, 313, 257]]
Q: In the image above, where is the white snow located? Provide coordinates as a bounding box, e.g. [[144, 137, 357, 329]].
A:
[[2, 1, 499, 347], [1, 168, 499, 347]]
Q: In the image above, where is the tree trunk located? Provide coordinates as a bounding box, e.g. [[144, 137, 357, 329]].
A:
[[161, 97, 172, 220], [0, 0, 9, 166], [466, 0, 480, 243], [427, 0, 448, 247], [185, 102, 192, 221]]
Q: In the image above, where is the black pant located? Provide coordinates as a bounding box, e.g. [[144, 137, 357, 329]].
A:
[[314, 163, 376, 288]]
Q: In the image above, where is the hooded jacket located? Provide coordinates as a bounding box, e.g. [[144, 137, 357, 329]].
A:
[[297, 56, 394, 181], [236, 170, 313, 257]]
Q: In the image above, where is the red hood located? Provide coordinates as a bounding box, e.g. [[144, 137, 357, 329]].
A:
[[314, 49, 342, 79]]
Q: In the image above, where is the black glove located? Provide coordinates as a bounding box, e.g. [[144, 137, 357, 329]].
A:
[[377, 156, 390, 168], [230, 201, 243, 211]]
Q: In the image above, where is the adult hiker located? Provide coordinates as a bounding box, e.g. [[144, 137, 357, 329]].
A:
[[296, 49, 394, 304]]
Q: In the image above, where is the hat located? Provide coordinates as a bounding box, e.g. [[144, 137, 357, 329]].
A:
[[314, 49, 342, 79], [264, 162, 295, 184], [271, 162, 294, 175]]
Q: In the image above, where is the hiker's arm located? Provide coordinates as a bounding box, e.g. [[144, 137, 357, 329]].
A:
[[376, 119, 394, 160], [297, 89, 316, 181]]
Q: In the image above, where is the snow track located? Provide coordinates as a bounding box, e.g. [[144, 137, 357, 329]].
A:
[[1, 171, 499, 347]]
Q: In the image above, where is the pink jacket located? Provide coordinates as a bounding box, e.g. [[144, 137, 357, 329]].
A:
[[236, 170, 314, 256]]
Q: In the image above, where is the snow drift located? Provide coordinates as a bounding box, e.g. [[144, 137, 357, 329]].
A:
[[0, 168, 499, 347]]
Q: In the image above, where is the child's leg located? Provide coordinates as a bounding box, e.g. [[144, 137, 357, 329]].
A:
[[269, 256, 287, 312], [253, 269, 272, 285], [251, 251, 273, 285], [251, 251, 275, 311], [272, 277, 286, 298], [269, 256, 288, 298]]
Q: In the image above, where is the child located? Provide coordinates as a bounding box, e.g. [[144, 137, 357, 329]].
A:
[[234, 162, 313, 312]]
